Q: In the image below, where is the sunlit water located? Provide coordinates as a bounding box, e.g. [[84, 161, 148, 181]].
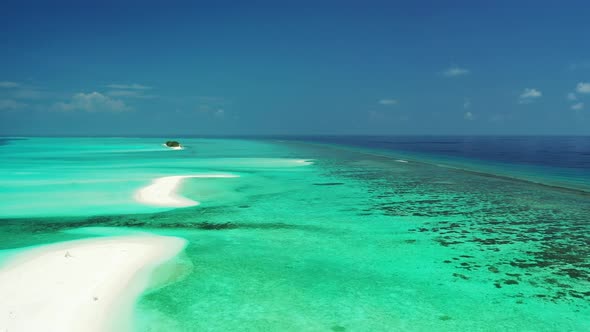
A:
[[0, 137, 588, 331]]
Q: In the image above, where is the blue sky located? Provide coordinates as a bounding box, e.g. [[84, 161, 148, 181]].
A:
[[1, 0, 589, 135]]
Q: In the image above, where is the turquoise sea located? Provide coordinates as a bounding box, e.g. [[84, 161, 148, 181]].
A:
[[0, 137, 589, 331]]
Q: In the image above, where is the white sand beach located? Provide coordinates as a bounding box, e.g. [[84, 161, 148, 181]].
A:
[[0, 234, 186, 332], [134, 174, 239, 208]]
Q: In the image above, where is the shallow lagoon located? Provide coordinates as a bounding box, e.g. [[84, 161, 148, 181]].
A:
[[1, 137, 588, 331]]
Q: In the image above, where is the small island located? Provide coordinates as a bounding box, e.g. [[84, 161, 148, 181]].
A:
[[164, 140, 183, 150]]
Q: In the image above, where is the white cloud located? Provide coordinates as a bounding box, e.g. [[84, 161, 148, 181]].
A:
[[0, 81, 19, 88], [518, 88, 542, 104], [464, 111, 474, 120], [567, 92, 577, 101], [571, 102, 584, 111], [520, 88, 542, 98], [378, 98, 398, 105], [0, 99, 27, 110], [442, 66, 470, 77], [576, 82, 590, 94], [463, 98, 471, 109], [53, 92, 130, 112], [105, 83, 152, 90]]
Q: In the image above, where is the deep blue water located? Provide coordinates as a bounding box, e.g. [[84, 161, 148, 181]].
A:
[[277, 135, 590, 191], [294, 136, 590, 168]]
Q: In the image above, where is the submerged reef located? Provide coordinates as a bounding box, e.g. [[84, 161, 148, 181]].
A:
[[313, 153, 590, 305]]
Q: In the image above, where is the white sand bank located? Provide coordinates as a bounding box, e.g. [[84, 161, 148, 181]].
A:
[[293, 159, 314, 165], [134, 174, 239, 207], [161, 144, 184, 150], [0, 235, 186, 332]]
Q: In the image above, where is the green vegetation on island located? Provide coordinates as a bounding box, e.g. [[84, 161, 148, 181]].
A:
[[165, 141, 181, 148]]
